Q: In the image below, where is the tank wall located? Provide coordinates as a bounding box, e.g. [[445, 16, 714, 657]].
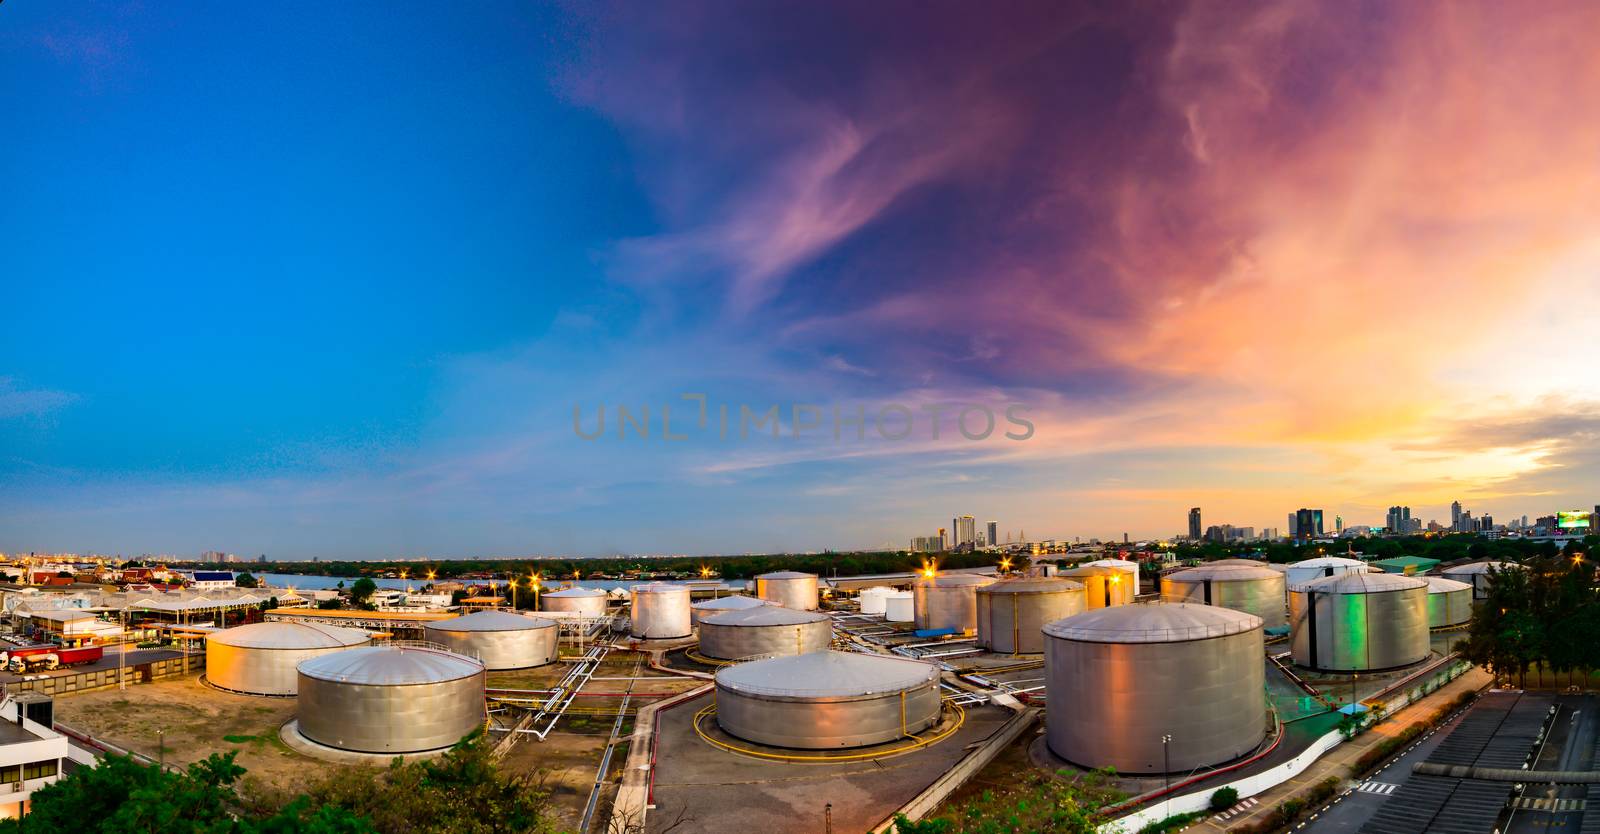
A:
[[1078, 574, 1135, 609], [885, 594, 914, 622], [1045, 630, 1265, 773], [859, 591, 888, 615], [915, 584, 984, 632], [1160, 576, 1286, 629], [1427, 589, 1472, 628], [631, 589, 692, 639], [977, 590, 1085, 653], [544, 594, 607, 617], [715, 682, 940, 748], [423, 625, 557, 670], [208, 641, 370, 696], [1290, 588, 1429, 671], [699, 619, 832, 660], [297, 672, 485, 753], [756, 576, 819, 610]]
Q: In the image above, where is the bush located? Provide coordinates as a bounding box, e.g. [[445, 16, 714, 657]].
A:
[[1210, 786, 1239, 812]]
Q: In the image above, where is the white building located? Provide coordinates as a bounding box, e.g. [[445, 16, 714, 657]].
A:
[[0, 694, 71, 820], [185, 571, 236, 591]]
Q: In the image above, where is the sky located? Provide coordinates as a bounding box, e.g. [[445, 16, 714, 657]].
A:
[[3, 1, 1599, 559]]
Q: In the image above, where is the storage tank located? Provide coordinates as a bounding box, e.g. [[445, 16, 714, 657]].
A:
[[975, 577, 1086, 654], [423, 611, 558, 671], [1440, 561, 1525, 600], [913, 574, 998, 633], [1289, 573, 1429, 672], [1283, 557, 1370, 588], [690, 594, 769, 626], [630, 583, 692, 639], [295, 645, 485, 754], [1423, 576, 1473, 628], [698, 606, 832, 660], [542, 586, 609, 617], [1062, 564, 1135, 609], [1082, 559, 1141, 590], [884, 591, 914, 623], [754, 571, 820, 611], [713, 650, 940, 749], [1043, 604, 1265, 773], [206, 621, 371, 696], [858, 586, 893, 616], [1160, 564, 1287, 629]]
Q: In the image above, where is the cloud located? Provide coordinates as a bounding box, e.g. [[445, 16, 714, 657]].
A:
[[0, 378, 78, 419]]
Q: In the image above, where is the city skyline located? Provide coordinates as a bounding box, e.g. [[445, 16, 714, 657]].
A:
[[5, 2, 1600, 559]]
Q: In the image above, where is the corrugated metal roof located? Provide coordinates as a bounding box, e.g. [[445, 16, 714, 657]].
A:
[[426, 611, 556, 632], [716, 650, 937, 697], [297, 646, 482, 684], [1043, 603, 1262, 644], [975, 576, 1084, 595], [690, 595, 769, 612], [698, 605, 827, 627], [1166, 564, 1282, 582], [208, 621, 370, 649], [756, 571, 817, 580], [1290, 572, 1427, 594], [1423, 576, 1473, 593], [544, 586, 607, 598]]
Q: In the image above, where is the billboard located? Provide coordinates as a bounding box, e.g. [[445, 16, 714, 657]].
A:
[[1556, 511, 1594, 530]]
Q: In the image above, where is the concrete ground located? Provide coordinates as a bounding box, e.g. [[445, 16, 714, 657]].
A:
[[646, 692, 1013, 834]]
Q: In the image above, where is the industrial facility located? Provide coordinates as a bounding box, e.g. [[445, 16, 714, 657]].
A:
[[630, 583, 692, 639], [1061, 563, 1135, 609], [712, 650, 941, 749], [696, 605, 832, 660], [913, 574, 997, 633], [857, 586, 893, 616], [1288, 572, 1429, 672], [1043, 603, 1266, 773], [294, 645, 486, 754], [689, 594, 769, 625], [974, 576, 1085, 654], [1160, 563, 1287, 629], [1423, 575, 1473, 628], [205, 621, 371, 696], [541, 586, 609, 617], [422, 610, 558, 671], [883, 590, 914, 622], [754, 571, 821, 610], [1440, 560, 1526, 600], [1282, 555, 1371, 588]]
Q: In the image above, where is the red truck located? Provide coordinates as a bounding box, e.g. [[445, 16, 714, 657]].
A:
[[0, 644, 104, 673]]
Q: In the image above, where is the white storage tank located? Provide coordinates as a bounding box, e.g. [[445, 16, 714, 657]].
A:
[[858, 586, 893, 616], [975, 577, 1085, 654], [1082, 558, 1141, 589], [1044, 604, 1265, 773], [913, 574, 998, 633], [1160, 564, 1287, 629], [690, 594, 769, 626], [698, 606, 832, 660], [1062, 564, 1135, 609], [542, 586, 609, 618], [1289, 573, 1429, 672], [1440, 561, 1526, 600], [295, 645, 485, 754], [423, 611, 558, 671], [1283, 556, 1370, 589], [714, 650, 940, 749], [630, 583, 692, 639], [884, 591, 914, 623], [1423, 576, 1473, 628], [206, 621, 371, 696], [754, 571, 820, 610]]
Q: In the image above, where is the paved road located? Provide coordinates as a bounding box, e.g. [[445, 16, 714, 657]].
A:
[[1298, 704, 1470, 833], [1506, 695, 1596, 834]]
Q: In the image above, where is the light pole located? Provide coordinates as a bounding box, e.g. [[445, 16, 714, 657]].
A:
[[1162, 734, 1173, 816], [530, 573, 542, 611]]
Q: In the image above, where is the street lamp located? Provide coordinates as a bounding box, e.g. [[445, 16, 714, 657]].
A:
[[529, 573, 542, 611], [1161, 734, 1173, 815]]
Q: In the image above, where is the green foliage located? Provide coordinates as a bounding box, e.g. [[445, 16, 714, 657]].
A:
[[317, 599, 343, 610], [1138, 811, 1205, 834], [1210, 787, 1239, 812], [894, 815, 953, 834], [348, 577, 378, 605], [906, 767, 1123, 833], [235, 573, 259, 588], [1461, 550, 1600, 680]]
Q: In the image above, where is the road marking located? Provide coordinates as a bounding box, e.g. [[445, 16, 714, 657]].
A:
[[1356, 780, 1399, 795]]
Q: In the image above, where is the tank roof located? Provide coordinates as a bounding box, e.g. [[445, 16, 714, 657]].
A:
[[1422, 576, 1473, 593], [691, 595, 769, 611], [1441, 561, 1525, 575], [426, 611, 556, 632], [716, 650, 937, 698], [1291, 572, 1427, 594], [1082, 558, 1138, 568], [1206, 558, 1270, 567], [916, 574, 997, 588], [631, 582, 690, 595], [975, 576, 1085, 595], [207, 621, 369, 650], [698, 606, 828, 627], [1166, 564, 1282, 582], [544, 586, 606, 598], [1043, 603, 1262, 644], [1061, 564, 1124, 578], [756, 570, 817, 580], [298, 646, 483, 685], [1290, 556, 1368, 568]]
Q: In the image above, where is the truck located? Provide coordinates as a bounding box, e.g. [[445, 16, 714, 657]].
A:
[[0, 643, 103, 673]]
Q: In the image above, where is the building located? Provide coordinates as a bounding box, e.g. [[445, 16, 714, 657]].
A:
[[952, 516, 976, 548], [987, 521, 999, 549], [1294, 509, 1324, 542], [1451, 501, 1463, 531], [187, 571, 236, 591], [1188, 508, 1202, 541], [0, 694, 70, 819], [1385, 506, 1413, 534]]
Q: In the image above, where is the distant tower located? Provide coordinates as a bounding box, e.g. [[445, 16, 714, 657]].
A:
[[987, 521, 999, 548], [1188, 508, 1202, 541], [1451, 501, 1463, 531]]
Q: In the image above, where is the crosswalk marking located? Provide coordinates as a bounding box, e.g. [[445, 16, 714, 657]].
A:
[[1212, 796, 1260, 821], [1356, 780, 1399, 795], [1513, 796, 1587, 812]]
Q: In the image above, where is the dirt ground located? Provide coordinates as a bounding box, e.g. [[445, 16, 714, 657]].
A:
[[53, 675, 350, 791]]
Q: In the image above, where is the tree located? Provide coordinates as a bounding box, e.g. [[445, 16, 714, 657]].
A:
[[1210, 787, 1239, 812], [235, 573, 259, 588], [349, 578, 378, 607]]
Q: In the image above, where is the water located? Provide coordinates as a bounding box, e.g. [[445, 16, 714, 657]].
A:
[[251, 573, 747, 593]]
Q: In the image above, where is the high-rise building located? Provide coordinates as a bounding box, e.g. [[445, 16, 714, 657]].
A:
[[1451, 501, 1463, 531], [1287, 512, 1298, 540], [956, 516, 976, 547], [1593, 507, 1599, 535], [1188, 508, 1202, 541], [1335, 515, 1344, 535], [1385, 506, 1414, 534], [938, 528, 947, 551], [1294, 509, 1324, 541], [987, 521, 999, 548]]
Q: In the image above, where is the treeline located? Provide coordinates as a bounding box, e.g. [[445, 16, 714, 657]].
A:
[[1462, 544, 1599, 679], [1167, 534, 1595, 566]]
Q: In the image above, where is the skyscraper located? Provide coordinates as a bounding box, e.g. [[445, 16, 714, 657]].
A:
[[956, 515, 976, 547], [1294, 509, 1324, 541], [1451, 501, 1463, 531], [986, 521, 998, 548], [1188, 508, 1202, 541], [1385, 506, 1413, 533]]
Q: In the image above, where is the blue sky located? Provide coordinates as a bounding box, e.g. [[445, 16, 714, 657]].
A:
[[4, 2, 1599, 558]]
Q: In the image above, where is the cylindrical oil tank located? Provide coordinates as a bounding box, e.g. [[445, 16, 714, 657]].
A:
[[1082, 559, 1141, 592], [206, 621, 371, 696], [714, 650, 940, 749], [1062, 564, 1135, 609], [914, 574, 998, 633], [754, 571, 820, 610], [1440, 561, 1525, 600], [1283, 557, 1370, 589], [1289, 573, 1429, 672], [1423, 576, 1473, 628], [1206, 559, 1271, 568], [630, 583, 692, 639], [423, 611, 558, 670], [296, 646, 485, 754], [690, 594, 769, 626], [1044, 604, 1265, 773], [858, 586, 893, 616], [884, 591, 914, 622], [542, 586, 609, 617], [1160, 564, 1287, 629], [698, 606, 832, 660], [976, 577, 1085, 654]]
